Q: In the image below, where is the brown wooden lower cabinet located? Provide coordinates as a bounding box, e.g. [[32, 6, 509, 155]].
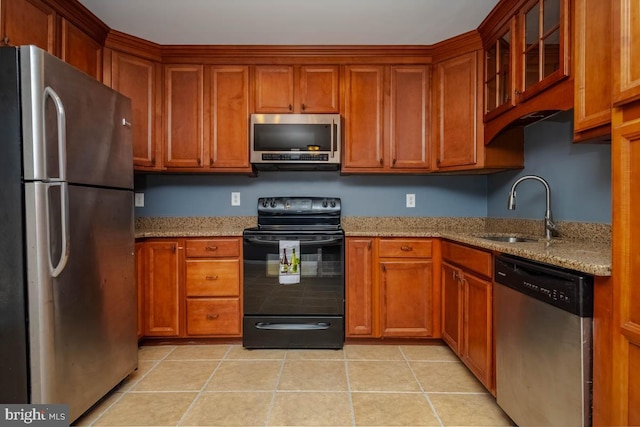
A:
[[346, 237, 439, 338], [186, 298, 241, 336], [135, 242, 145, 339], [139, 237, 242, 338], [380, 260, 434, 336], [441, 240, 494, 393], [346, 238, 376, 336], [144, 239, 181, 337]]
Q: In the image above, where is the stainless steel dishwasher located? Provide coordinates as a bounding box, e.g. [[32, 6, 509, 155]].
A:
[[494, 254, 594, 427]]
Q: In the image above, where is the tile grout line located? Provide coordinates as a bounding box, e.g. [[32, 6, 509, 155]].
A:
[[399, 346, 445, 427], [83, 387, 126, 427], [342, 347, 357, 427], [174, 344, 233, 427], [264, 350, 287, 427], [87, 345, 177, 427]]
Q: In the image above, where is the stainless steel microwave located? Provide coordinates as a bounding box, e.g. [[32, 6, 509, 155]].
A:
[[250, 114, 341, 170]]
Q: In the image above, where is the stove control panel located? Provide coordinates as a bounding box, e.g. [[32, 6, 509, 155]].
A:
[[257, 197, 341, 215]]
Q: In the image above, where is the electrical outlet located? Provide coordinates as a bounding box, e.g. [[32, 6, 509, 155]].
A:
[[406, 193, 416, 208], [134, 193, 144, 208], [231, 192, 241, 206]]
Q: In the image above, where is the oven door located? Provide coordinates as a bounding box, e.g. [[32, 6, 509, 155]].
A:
[[242, 230, 344, 348]]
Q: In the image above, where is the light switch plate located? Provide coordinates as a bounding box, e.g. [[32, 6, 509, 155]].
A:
[[231, 192, 241, 206], [134, 193, 144, 208]]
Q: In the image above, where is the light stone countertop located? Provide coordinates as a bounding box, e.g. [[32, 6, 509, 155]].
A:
[[135, 216, 611, 276]]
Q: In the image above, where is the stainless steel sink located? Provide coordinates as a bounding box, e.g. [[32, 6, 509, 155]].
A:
[[478, 235, 537, 243]]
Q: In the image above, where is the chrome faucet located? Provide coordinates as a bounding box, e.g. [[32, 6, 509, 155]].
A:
[[507, 175, 558, 240]]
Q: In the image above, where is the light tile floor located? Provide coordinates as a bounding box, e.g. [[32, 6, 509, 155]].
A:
[[73, 343, 515, 427]]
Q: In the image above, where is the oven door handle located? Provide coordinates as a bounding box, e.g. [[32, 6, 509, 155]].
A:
[[254, 322, 331, 330], [244, 236, 343, 245]]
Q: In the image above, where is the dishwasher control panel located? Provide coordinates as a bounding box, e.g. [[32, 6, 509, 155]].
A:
[[495, 255, 594, 317]]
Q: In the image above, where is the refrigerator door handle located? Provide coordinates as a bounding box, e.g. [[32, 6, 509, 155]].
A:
[[43, 87, 70, 277], [43, 86, 67, 181], [47, 182, 70, 278]]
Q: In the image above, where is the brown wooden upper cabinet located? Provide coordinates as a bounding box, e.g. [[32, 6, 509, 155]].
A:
[[572, 0, 612, 143], [60, 19, 102, 81], [518, 0, 569, 101], [484, 19, 516, 121], [207, 66, 251, 171], [480, 0, 571, 143], [254, 65, 339, 113], [164, 64, 205, 169], [109, 50, 162, 171], [433, 43, 524, 173], [342, 64, 431, 173], [433, 51, 481, 170], [1, 0, 106, 80], [612, 0, 640, 107], [0, 0, 57, 54], [163, 64, 252, 172]]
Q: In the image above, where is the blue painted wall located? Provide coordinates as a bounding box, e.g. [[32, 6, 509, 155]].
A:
[[135, 111, 611, 222], [134, 172, 488, 217], [487, 111, 612, 223]]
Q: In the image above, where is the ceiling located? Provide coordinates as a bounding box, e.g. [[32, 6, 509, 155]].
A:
[[77, 0, 500, 46]]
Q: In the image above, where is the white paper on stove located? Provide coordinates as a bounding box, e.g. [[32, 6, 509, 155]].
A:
[[279, 240, 300, 285]]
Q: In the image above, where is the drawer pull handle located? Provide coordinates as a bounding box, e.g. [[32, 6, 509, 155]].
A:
[[205, 246, 218, 251], [206, 314, 219, 320], [205, 275, 218, 280], [400, 246, 413, 251]]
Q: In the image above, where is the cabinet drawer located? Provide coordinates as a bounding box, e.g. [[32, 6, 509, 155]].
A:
[[186, 298, 241, 336], [186, 259, 240, 296], [185, 238, 240, 258], [378, 239, 432, 258], [442, 241, 492, 278]]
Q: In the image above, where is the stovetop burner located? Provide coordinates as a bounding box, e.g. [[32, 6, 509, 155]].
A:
[[255, 197, 341, 230]]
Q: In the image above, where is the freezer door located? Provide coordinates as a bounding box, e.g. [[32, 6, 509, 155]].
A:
[[25, 182, 137, 422], [20, 45, 132, 189]]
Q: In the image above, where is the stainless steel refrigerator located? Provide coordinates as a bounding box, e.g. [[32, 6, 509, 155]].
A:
[[0, 45, 137, 423]]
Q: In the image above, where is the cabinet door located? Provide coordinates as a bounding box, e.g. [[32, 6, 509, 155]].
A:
[[135, 242, 145, 339], [389, 66, 431, 170], [254, 65, 294, 113], [380, 260, 433, 337], [573, 0, 612, 138], [299, 65, 339, 113], [0, 0, 56, 54], [462, 272, 493, 391], [346, 239, 375, 336], [110, 51, 162, 170], [612, 0, 640, 106], [484, 20, 516, 121], [144, 240, 180, 337], [343, 65, 385, 170], [518, 0, 570, 101], [164, 65, 205, 168], [60, 19, 102, 81], [441, 262, 462, 353], [610, 114, 640, 426], [208, 66, 251, 170], [433, 51, 479, 168]]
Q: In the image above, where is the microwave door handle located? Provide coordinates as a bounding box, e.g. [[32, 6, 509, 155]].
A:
[[330, 119, 335, 158]]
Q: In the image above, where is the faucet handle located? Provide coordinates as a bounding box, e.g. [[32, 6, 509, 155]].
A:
[[545, 216, 559, 238]]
